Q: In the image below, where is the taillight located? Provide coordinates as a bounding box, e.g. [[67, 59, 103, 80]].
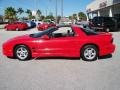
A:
[[111, 38, 114, 43]]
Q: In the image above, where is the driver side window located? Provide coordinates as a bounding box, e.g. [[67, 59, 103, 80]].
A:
[[51, 27, 74, 38]]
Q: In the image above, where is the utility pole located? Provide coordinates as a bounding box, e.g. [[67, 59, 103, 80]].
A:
[[35, 0, 37, 11], [55, 0, 58, 24], [61, 0, 63, 18], [46, 9, 48, 17], [34, 0, 37, 19]]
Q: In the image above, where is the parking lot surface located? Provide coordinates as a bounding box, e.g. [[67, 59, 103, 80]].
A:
[[0, 28, 120, 90]]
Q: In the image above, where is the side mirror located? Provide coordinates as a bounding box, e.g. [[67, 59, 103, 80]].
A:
[[41, 35, 50, 40]]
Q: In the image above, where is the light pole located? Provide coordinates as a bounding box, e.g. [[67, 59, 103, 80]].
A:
[[34, 0, 37, 11], [61, 0, 63, 18], [46, 9, 48, 17], [55, 0, 58, 24]]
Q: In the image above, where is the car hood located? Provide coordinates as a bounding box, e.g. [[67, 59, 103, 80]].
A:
[[5, 35, 32, 44]]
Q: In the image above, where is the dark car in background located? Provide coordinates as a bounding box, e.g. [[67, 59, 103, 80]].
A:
[[24, 21, 36, 29], [89, 16, 119, 32], [114, 17, 120, 29]]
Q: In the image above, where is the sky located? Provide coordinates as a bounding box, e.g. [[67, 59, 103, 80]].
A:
[[0, 0, 93, 17]]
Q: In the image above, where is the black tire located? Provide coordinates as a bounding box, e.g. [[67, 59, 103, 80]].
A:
[[14, 45, 31, 61], [81, 45, 98, 61]]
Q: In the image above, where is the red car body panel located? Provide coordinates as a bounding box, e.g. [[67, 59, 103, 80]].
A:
[[2, 25, 115, 58], [5, 22, 28, 31], [37, 23, 56, 31]]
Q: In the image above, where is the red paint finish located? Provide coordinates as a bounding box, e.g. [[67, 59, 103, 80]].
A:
[[5, 22, 28, 31], [2, 25, 115, 58], [37, 23, 56, 31]]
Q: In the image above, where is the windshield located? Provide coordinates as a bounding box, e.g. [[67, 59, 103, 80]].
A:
[[30, 27, 57, 38]]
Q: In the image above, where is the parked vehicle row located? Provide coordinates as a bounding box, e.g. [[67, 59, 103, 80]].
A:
[[4, 20, 57, 31], [3, 16, 120, 32]]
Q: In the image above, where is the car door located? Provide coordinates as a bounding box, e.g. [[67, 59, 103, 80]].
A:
[[35, 27, 80, 57]]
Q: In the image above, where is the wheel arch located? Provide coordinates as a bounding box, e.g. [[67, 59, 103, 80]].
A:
[[13, 44, 32, 57], [80, 43, 100, 56]]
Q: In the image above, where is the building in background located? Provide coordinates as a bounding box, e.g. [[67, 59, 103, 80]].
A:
[[86, 0, 120, 19]]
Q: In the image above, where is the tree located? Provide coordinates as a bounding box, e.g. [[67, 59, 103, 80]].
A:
[[26, 9, 32, 19], [4, 7, 17, 22], [69, 16, 72, 20], [32, 16, 36, 19], [40, 15, 45, 20], [45, 15, 54, 20], [78, 12, 87, 21], [36, 9, 42, 20], [72, 13, 77, 20], [17, 8, 24, 15]]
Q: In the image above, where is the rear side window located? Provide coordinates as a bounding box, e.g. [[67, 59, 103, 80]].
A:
[[51, 27, 75, 38], [82, 28, 98, 35]]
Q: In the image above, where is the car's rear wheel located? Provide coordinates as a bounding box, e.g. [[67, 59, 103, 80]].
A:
[[81, 45, 98, 61], [14, 45, 31, 61]]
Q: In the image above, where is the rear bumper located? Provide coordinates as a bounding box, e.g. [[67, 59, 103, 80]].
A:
[[99, 44, 115, 56]]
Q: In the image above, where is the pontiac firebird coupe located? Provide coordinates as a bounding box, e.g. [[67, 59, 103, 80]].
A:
[[2, 25, 115, 61]]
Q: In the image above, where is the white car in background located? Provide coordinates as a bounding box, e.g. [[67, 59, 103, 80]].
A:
[[31, 19, 43, 26]]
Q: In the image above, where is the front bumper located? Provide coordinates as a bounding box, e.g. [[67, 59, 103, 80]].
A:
[[2, 43, 13, 57]]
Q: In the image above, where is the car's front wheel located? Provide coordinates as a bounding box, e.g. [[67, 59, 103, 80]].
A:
[[81, 45, 98, 61], [14, 45, 31, 61], [16, 28, 19, 31]]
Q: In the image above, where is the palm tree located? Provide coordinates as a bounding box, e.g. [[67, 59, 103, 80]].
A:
[[17, 8, 24, 15], [26, 9, 32, 19], [78, 12, 87, 21], [4, 7, 17, 22], [72, 13, 77, 20], [69, 16, 72, 20], [36, 9, 42, 20], [40, 15, 45, 20]]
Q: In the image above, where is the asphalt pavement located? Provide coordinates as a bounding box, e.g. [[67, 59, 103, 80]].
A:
[[0, 28, 120, 90]]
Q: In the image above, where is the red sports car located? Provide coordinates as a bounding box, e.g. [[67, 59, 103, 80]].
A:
[[2, 25, 115, 61], [5, 22, 28, 31], [37, 22, 56, 31]]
